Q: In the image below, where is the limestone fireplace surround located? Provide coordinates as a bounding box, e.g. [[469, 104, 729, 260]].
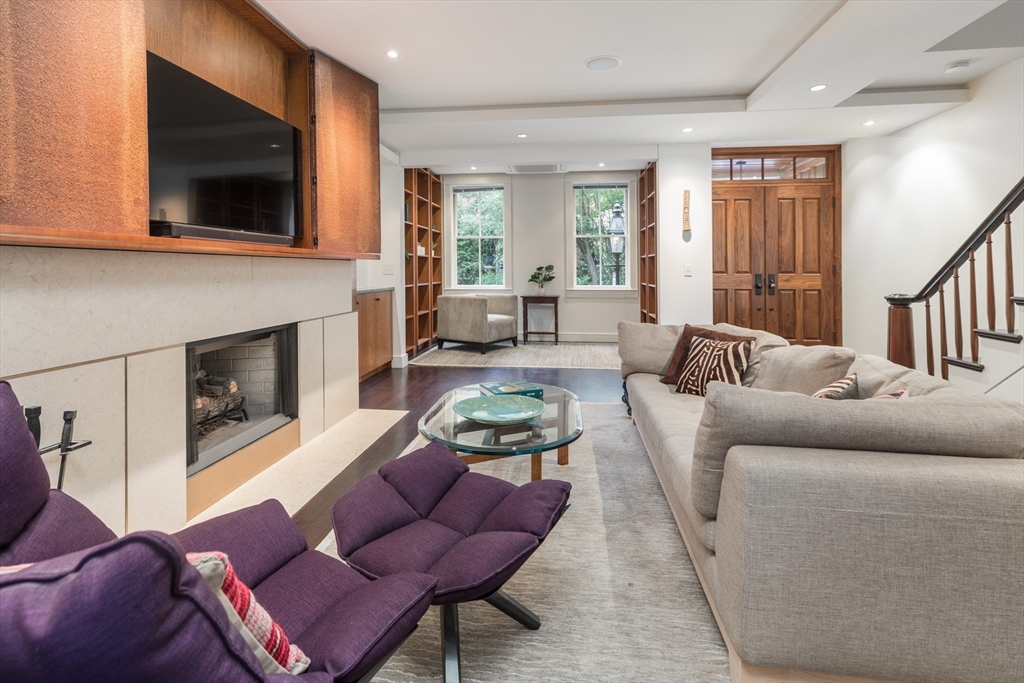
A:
[[0, 245, 359, 536]]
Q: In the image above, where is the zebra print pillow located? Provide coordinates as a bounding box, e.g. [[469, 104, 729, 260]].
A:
[[675, 336, 753, 396], [812, 372, 858, 399]]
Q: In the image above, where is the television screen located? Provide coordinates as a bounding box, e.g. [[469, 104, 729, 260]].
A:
[[146, 52, 301, 241]]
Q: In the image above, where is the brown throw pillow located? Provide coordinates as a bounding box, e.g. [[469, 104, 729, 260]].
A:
[[661, 324, 756, 386], [675, 336, 753, 396]]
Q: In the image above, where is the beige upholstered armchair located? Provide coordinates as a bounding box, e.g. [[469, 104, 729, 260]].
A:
[[437, 294, 519, 354]]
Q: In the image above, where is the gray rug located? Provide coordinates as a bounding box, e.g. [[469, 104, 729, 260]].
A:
[[325, 403, 730, 682], [408, 342, 620, 370]]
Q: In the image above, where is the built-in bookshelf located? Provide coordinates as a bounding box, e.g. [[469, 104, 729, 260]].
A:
[[638, 161, 658, 323], [404, 168, 443, 356]]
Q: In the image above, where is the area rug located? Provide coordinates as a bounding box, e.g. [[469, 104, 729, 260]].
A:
[[408, 342, 621, 370], [318, 403, 729, 682]]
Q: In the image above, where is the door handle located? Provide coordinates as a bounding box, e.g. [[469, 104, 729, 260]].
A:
[[768, 273, 776, 295], [754, 274, 763, 296]]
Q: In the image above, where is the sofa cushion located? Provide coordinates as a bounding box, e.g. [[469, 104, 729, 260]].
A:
[[661, 324, 755, 386], [0, 490, 117, 566], [676, 337, 753, 396], [618, 322, 685, 378], [486, 314, 516, 341], [691, 382, 1024, 519], [751, 345, 857, 395], [0, 381, 52, 547], [848, 354, 963, 398], [710, 323, 789, 386]]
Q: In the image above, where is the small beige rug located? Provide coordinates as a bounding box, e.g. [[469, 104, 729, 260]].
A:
[[409, 342, 620, 370], [318, 404, 729, 682]]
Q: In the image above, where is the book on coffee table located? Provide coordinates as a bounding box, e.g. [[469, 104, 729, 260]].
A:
[[479, 381, 544, 398]]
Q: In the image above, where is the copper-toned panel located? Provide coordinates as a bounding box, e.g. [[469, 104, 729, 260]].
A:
[[712, 200, 727, 273], [145, 0, 288, 120], [777, 198, 796, 274], [777, 290, 797, 341], [734, 289, 753, 328], [802, 198, 821, 274], [312, 51, 381, 256], [1, 0, 148, 234], [713, 289, 728, 324], [802, 290, 823, 343], [733, 200, 752, 274]]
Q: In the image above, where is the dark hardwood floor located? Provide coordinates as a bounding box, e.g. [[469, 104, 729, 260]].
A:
[[292, 364, 623, 545]]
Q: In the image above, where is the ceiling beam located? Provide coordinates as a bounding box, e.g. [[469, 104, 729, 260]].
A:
[[746, 0, 1001, 111], [399, 144, 659, 169]]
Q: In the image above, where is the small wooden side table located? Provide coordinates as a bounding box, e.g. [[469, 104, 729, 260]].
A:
[[522, 295, 559, 345]]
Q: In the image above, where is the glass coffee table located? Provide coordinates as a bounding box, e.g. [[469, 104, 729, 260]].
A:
[[418, 383, 583, 481]]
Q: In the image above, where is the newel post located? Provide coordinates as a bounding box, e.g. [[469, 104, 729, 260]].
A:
[[885, 294, 916, 369]]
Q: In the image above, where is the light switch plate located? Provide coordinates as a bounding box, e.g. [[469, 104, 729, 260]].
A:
[[684, 264, 693, 277], [382, 264, 395, 275]]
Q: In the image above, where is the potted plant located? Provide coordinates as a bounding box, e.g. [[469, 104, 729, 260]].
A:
[[528, 265, 555, 295]]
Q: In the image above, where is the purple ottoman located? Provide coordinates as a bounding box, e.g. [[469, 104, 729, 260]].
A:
[[331, 441, 571, 682]]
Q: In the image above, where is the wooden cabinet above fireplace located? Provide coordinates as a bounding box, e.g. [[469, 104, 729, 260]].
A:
[[0, 0, 381, 261]]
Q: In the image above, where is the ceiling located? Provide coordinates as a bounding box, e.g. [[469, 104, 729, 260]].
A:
[[256, 0, 1023, 172]]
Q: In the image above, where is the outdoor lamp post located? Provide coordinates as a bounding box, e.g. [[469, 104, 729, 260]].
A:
[[608, 202, 626, 286]]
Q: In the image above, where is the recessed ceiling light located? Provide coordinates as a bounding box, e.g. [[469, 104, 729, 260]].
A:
[[861, 120, 875, 127], [269, 144, 281, 148], [682, 127, 694, 133], [386, 50, 398, 59], [809, 84, 827, 92], [517, 133, 528, 138], [470, 166, 477, 170], [598, 163, 605, 167], [945, 60, 970, 74], [585, 55, 622, 72]]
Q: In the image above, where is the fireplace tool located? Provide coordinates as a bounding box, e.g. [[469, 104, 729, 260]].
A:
[[24, 406, 92, 491]]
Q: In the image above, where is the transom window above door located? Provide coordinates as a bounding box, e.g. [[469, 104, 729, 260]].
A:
[[712, 155, 829, 182]]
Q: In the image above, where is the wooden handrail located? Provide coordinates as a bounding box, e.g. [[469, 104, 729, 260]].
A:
[[909, 177, 1024, 303]]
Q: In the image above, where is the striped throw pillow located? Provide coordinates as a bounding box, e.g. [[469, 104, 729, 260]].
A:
[[675, 336, 752, 396], [871, 388, 909, 400], [188, 551, 310, 675], [812, 373, 858, 399]]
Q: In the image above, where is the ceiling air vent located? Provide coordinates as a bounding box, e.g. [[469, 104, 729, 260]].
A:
[[503, 164, 566, 174]]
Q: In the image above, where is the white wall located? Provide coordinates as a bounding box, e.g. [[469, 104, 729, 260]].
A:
[[656, 143, 714, 326], [440, 172, 641, 342], [843, 58, 1024, 362], [357, 146, 407, 364]]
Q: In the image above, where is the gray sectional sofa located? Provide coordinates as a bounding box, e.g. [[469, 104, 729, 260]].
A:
[[618, 321, 1024, 683]]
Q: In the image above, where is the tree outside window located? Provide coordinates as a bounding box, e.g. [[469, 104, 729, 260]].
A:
[[454, 187, 505, 286], [574, 184, 628, 287]]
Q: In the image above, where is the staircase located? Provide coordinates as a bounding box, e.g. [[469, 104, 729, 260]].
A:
[[886, 177, 1024, 401]]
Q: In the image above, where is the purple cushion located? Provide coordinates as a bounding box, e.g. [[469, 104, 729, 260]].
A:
[[0, 531, 271, 682], [294, 572, 437, 683], [0, 381, 51, 547], [477, 480, 572, 539], [348, 519, 464, 579], [0, 490, 116, 565], [174, 499, 307, 589], [378, 440, 468, 517], [427, 472, 516, 536], [429, 532, 539, 604], [332, 474, 420, 557]]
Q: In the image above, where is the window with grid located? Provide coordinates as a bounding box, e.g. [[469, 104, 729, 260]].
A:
[[453, 186, 505, 286], [573, 183, 629, 287]]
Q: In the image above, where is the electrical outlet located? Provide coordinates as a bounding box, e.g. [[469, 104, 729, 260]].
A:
[[382, 264, 395, 276], [684, 264, 693, 277]]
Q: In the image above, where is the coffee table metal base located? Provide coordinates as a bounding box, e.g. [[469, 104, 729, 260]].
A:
[[449, 445, 569, 481]]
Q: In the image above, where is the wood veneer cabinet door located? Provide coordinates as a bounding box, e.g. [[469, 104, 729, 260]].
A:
[[310, 50, 380, 257], [0, 0, 148, 235]]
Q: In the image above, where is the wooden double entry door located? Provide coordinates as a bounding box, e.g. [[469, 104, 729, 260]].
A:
[[712, 151, 841, 345]]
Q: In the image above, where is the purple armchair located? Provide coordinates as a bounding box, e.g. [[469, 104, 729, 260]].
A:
[[0, 381, 437, 682], [332, 440, 572, 682]]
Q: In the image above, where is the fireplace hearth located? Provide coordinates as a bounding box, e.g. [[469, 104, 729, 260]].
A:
[[186, 324, 298, 476]]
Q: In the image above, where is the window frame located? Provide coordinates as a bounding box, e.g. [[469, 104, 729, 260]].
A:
[[563, 172, 639, 297], [445, 177, 512, 291]]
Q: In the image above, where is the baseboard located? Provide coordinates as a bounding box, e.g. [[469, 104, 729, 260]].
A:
[[519, 332, 618, 343], [391, 353, 409, 368]]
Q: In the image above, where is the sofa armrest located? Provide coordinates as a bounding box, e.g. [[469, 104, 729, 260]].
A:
[[716, 445, 1024, 683], [481, 293, 518, 321], [437, 295, 488, 343], [174, 499, 307, 589], [617, 322, 683, 378]]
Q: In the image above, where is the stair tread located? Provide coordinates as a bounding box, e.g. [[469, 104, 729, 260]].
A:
[[942, 356, 985, 372], [974, 328, 1023, 343]]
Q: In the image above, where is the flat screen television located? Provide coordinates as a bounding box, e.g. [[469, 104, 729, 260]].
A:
[[147, 52, 301, 246]]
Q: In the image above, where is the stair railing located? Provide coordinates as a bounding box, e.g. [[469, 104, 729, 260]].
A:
[[886, 177, 1024, 377]]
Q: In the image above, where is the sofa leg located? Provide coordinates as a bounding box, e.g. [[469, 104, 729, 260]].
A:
[[484, 589, 541, 630], [440, 603, 461, 683], [512, 337, 518, 347], [622, 380, 632, 416], [438, 339, 445, 350], [480, 343, 487, 355]]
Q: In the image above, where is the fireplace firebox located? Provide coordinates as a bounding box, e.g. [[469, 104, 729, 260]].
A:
[[185, 324, 298, 476]]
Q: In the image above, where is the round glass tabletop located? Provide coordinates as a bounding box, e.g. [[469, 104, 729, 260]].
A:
[[418, 383, 584, 456]]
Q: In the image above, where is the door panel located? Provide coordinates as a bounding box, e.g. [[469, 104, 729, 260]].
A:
[[712, 187, 765, 328]]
